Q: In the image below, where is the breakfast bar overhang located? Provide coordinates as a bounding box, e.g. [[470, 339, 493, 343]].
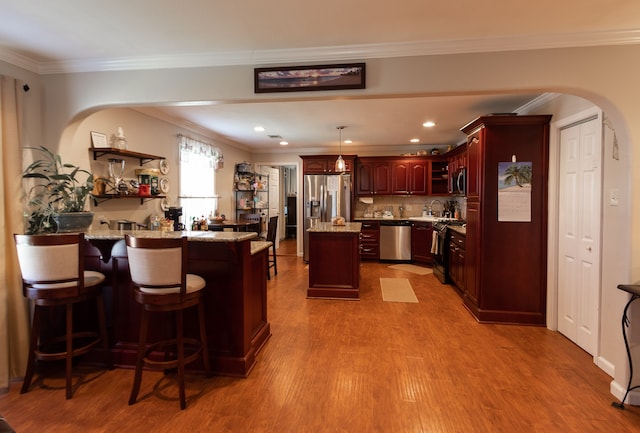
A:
[[83, 230, 271, 377]]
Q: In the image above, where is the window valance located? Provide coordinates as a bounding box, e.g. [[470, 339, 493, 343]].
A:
[[178, 134, 224, 169]]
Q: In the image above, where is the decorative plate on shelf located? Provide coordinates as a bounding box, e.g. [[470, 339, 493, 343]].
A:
[[160, 177, 170, 193], [160, 197, 170, 212], [159, 159, 169, 175]]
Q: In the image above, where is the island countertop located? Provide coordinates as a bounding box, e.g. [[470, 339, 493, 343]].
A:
[[84, 229, 257, 242], [307, 222, 362, 233]]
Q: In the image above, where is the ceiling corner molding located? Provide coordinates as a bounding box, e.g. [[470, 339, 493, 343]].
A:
[[516, 93, 560, 114], [0, 49, 41, 74], [12, 28, 640, 75]]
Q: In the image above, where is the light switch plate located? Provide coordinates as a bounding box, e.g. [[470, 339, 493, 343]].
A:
[[610, 188, 620, 206]]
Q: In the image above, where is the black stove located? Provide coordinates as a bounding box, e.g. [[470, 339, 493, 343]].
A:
[[432, 220, 465, 284]]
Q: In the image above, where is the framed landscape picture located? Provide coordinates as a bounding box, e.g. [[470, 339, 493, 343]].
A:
[[254, 63, 366, 93]]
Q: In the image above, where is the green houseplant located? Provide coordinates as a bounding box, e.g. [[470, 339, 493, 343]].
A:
[[22, 146, 95, 234]]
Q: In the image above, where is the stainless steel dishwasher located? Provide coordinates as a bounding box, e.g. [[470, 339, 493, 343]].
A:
[[379, 220, 412, 261]]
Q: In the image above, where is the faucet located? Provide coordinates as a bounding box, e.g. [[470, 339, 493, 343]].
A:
[[398, 205, 404, 218], [429, 199, 443, 217]]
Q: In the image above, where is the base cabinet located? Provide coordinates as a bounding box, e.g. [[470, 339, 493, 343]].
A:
[[448, 230, 465, 293], [411, 222, 434, 265], [84, 237, 270, 377], [359, 220, 380, 260], [308, 231, 360, 298]]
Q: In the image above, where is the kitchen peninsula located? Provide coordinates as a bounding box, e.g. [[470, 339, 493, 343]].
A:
[[307, 222, 362, 299], [83, 230, 271, 377]]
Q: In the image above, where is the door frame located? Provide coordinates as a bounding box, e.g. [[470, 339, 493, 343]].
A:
[[255, 160, 303, 256], [547, 107, 603, 353]]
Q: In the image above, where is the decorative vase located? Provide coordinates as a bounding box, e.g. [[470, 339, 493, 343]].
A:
[[53, 212, 95, 233]]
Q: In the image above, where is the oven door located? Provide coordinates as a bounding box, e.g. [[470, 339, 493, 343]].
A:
[[432, 224, 449, 283]]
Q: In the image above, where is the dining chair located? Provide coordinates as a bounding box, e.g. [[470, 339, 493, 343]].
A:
[[14, 233, 110, 400], [239, 213, 261, 234], [265, 216, 278, 280], [125, 235, 210, 410]]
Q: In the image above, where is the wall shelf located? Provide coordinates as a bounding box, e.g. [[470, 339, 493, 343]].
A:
[[92, 194, 166, 206], [90, 148, 163, 165]]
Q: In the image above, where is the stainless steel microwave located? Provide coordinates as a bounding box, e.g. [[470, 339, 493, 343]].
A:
[[452, 167, 466, 196]]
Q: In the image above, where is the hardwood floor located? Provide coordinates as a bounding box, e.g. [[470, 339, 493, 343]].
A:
[[1, 238, 639, 432]]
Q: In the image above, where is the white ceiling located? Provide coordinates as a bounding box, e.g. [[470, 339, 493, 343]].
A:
[[2, 1, 639, 153]]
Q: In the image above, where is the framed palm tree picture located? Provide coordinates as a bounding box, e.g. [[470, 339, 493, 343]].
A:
[[497, 161, 533, 222]]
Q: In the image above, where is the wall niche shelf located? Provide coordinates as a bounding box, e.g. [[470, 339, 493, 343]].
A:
[[90, 148, 163, 165], [92, 194, 166, 206]]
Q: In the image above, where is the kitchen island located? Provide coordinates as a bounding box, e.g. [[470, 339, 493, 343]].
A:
[[83, 230, 271, 377], [307, 222, 362, 299]]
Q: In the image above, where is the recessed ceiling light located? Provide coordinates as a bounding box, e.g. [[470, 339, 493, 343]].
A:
[[254, 126, 265, 132], [422, 121, 436, 128], [344, 139, 352, 144], [279, 141, 288, 146], [410, 138, 420, 143]]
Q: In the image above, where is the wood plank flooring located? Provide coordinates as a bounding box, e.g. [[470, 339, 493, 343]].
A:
[[1, 238, 639, 432]]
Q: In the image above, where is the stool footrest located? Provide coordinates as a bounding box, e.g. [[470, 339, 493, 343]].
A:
[[142, 338, 203, 369], [35, 332, 103, 362]]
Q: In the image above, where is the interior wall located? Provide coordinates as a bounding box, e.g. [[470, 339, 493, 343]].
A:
[[70, 108, 251, 228], [2, 43, 639, 401]]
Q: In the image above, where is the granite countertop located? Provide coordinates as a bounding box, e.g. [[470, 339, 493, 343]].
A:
[[448, 225, 466, 235], [307, 222, 362, 233], [84, 229, 257, 242], [354, 216, 461, 223], [251, 240, 272, 255]]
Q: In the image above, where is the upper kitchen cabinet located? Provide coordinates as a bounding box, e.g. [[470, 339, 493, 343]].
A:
[[460, 114, 552, 325], [302, 155, 356, 174], [429, 158, 449, 196], [355, 158, 392, 195], [391, 158, 428, 195]]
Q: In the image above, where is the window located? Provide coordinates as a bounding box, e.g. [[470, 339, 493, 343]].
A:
[[178, 135, 223, 227]]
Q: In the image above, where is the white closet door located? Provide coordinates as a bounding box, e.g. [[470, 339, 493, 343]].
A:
[[558, 116, 601, 355]]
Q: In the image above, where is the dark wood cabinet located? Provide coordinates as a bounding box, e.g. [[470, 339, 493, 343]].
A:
[[84, 237, 271, 376], [411, 221, 434, 264], [302, 155, 355, 174], [355, 158, 392, 195], [429, 158, 449, 195], [448, 229, 465, 293], [464, 201, 479, 305], [359, 220, 380, 260], [392, 159, 428, 195], [460, 114, 551, 325], [308, 229, 361, 298]]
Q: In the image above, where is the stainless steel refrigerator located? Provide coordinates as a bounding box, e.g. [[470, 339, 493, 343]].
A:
[[303, 173, 352, 262]]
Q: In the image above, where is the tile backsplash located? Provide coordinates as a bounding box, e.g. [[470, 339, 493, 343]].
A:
[[354, 195, 466, 219]]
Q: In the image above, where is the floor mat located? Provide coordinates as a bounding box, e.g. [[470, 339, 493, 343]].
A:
[[388, 264, 433, 275], [380, 278, 419, 303]]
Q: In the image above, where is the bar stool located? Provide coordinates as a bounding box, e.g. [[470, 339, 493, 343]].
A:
[[265, 216, 278, 280], [14, 233, 110, 400], [125, 235, 210, 410]]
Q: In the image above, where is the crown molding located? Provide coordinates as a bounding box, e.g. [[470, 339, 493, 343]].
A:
[[0, 50, 41, 74], [2, 29, 640, 75]]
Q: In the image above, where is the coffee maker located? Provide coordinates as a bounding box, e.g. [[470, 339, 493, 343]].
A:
[[164, 206, 183, 231]]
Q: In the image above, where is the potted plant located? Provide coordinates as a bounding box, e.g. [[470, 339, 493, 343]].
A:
[[22, 146, 95, 234]]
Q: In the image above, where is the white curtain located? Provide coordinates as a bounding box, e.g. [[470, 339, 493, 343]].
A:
[[0, 75, 30, 391], [178, 134, 223, 225]]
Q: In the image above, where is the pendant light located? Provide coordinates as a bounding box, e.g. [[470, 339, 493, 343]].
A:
[[335, 126, 346, 172]]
